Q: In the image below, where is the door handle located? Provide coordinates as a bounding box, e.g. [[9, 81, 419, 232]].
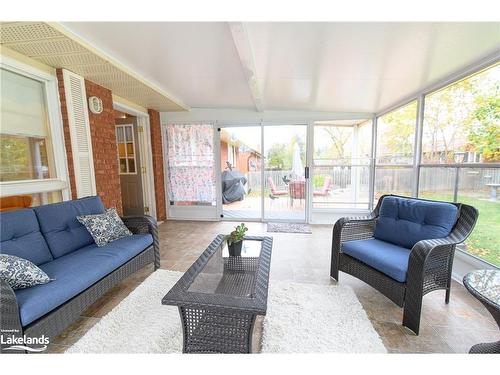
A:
[[304, 166, 309, 179]]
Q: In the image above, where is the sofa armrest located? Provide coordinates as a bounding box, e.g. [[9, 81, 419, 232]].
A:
[[122, 215, 160, 270], [0, 278, 23, 352]]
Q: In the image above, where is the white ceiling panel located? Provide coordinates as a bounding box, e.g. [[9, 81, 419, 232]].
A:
[[61, 22, 255, 109], [60, 22, 500, 113]]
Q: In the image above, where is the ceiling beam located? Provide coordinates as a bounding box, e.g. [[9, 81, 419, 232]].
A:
[[228, 22, 264, 112]]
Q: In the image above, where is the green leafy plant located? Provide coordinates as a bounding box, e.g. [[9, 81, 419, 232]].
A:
[[225, 223, 248, 245]]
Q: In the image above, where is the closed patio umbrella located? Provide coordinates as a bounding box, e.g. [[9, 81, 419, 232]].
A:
[[290, 143, 304, 179]]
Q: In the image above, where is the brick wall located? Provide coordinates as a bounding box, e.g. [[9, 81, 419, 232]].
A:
[[148, 109, 167, 221], [85, 80, 123, 214], [57, 69, 123, 214]]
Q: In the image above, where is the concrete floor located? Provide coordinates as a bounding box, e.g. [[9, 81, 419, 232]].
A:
[[48, 220, 499, 353]]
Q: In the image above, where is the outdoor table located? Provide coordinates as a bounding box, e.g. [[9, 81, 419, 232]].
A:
[[485, 183, 500, 201], [463, 270, 500, 354], [162, 235, 273, 353]]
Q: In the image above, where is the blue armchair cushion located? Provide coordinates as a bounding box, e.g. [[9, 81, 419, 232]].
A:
[[374, 196, 458, 249], [0, 208, 53, 265], [342, 238, 411, 282], [33, 196, 105, 258], [14, 233, 153, 326]]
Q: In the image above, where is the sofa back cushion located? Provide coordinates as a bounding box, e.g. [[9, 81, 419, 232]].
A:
[[0, 209, 53, 265], [374, 196, 459, 249], [33, 196, 105, 258]]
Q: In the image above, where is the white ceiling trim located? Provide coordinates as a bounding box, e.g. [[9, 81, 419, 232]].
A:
[[49, 22, 190, 111], [229, 22, 264, 112]]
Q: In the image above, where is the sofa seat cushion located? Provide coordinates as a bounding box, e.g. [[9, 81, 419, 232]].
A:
[[374, 196, 458, 249], [0, 208, 53, 265], [33, 196, 105, 259], [15, 234, 153, 326], [342, 238, 411, 283]]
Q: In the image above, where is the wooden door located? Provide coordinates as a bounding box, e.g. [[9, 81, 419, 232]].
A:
[[115, 118, 144, 216]]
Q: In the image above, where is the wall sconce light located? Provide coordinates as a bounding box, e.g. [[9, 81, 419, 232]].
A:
[[88, 96, 103, 114]]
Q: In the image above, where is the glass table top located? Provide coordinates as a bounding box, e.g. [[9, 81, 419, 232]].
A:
[[187, 239, 263, 298], [463, 270, 500, 307]]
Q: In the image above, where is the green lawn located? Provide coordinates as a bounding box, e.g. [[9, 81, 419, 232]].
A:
[[419, 192, 500, 267]]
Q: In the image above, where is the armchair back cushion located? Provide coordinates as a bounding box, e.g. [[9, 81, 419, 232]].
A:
[[0, 209, 53, 266], [374, 196, 458, 249], [33, 196, 105, 259]]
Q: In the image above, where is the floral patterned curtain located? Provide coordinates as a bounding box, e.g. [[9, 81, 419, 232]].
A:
[[166, 124, 215, 205]]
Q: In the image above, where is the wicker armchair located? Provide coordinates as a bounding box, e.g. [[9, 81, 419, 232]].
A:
[[330, 194, 478, 335]]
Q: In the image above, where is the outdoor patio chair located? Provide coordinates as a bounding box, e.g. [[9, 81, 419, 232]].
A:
[[268, 176, 288, 197], [330, 194, 478, 335], [313, 177, 332, 197]]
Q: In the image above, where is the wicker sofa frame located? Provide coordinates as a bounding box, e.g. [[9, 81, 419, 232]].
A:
[[0, 215, 160, 354], [330, 194, 478, 335]]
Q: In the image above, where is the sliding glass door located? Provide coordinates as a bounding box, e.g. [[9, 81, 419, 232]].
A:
[[218, 124, 309, 222], [219, 125, 262, 220]]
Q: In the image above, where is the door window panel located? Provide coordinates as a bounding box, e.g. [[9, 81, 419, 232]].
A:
[[115, 124, 137, 175]]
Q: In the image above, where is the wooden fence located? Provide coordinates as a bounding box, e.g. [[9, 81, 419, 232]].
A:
[[245, 166, 500, 195]]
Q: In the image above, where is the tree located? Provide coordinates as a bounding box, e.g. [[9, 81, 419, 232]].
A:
[[380, 102, 417, 163], [266, 143, 290, 170], [422, 79, 473, 163], [0, 135, 31, 181], [467, 89, 500, 161], [323, 127, 352, 160]]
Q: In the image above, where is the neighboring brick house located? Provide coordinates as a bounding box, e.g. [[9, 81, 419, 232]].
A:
[[220, 129, 261, 174]]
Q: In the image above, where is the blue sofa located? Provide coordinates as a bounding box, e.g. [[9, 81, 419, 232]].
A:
[[331, 195, 478, 334], [0, 196, 160, 353]]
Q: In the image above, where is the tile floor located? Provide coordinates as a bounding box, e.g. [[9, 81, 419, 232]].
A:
[[48, 221, 499, 353]]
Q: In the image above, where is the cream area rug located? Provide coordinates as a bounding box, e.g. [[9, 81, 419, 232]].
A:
[[67, 270, 386, 353]]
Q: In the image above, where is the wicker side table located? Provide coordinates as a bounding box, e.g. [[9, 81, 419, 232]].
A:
[[162, 235, 273, 353], [463, 270, 500, 354]]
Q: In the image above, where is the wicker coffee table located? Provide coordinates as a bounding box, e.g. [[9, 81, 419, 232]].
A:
[[162, 235, 273, 353]]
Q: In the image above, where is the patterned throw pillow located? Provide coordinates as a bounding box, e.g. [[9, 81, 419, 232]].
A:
[[77, 208, 132, 247], [0, 254, 52, 290]]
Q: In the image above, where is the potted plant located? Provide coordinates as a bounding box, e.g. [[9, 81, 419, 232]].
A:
[[225, 223, 248, 256]]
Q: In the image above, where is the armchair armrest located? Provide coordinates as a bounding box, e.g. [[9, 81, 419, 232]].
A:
[[333, 214, 378, 245], [330, 213, 377, 280], [122, 215, 160, 270], [0, 278, 23, 352]]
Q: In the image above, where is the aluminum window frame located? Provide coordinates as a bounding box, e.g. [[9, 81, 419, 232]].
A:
[[374, 55, 500, 272]]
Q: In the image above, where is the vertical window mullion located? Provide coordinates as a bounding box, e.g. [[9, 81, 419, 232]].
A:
[[369, 115, 377, 210], [413, 94, 425, 197]]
